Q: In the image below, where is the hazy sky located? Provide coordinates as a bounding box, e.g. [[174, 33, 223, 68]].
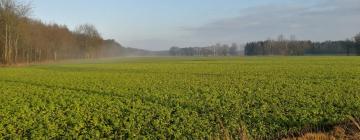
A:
[[26, 0, 360, 50]]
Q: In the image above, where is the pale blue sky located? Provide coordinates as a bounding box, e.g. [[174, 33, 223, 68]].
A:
[[25, 0, 360, 50]]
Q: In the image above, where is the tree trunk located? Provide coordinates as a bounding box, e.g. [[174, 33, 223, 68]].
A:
[[26, 48, 30, 64], [4, 24, 8, 64], [14, 35, 18, 64], [8, 28, 12, 65], [54, 51, 57, 61]]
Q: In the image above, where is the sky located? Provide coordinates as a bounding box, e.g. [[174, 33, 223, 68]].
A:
[[24, 0, 360, 50]]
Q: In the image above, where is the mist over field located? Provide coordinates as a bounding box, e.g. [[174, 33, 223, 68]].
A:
[[1, 0, 360, 139]]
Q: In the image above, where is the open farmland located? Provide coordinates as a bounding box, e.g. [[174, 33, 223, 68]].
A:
[[0, 57, 359, 139]]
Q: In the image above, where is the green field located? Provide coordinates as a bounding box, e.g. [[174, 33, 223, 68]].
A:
[[0, 57, 359, 139]]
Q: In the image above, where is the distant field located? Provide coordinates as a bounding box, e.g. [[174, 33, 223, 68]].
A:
[[0, 57, 359, 139]]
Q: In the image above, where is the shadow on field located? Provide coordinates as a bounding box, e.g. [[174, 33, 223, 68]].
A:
[[33, 66, 229, 77]]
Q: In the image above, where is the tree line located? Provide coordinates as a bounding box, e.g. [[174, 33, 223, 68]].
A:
[[169, 33, 360, 57], [169, 43, 241, 56], [245, 34, 360, 56], [0, 0, 132, 65]]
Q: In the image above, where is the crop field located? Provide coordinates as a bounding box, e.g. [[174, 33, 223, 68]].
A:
[[0, 57, 359, 139]]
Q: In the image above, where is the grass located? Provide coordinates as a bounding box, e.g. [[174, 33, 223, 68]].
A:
[[0, 56, 359, 139]]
